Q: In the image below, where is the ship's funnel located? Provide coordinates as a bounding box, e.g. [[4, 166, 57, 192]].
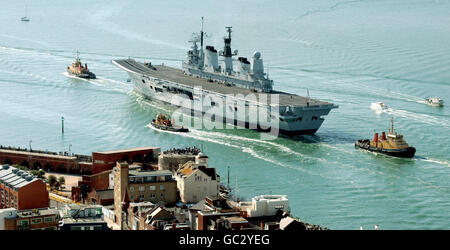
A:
[[204, 46, 219, 71], [373, 133, 379, 142], [382, 132, 386, 140], [237, 57, 250, 75]]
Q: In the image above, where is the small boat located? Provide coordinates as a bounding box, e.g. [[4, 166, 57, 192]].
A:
[[67, 51, 96, 79], [150, 114, 189, 132], [371, 102, 388, 112], [425, 97, 444, 107], [355, 117, 416, 158]]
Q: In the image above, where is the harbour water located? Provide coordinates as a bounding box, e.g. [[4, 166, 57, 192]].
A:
[[1, 0, 449, 229]]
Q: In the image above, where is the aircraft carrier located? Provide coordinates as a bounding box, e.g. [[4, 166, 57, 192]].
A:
[[112, 19, 338, 136]]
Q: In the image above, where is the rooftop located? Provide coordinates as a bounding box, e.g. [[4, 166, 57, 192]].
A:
[[16, 208, 58, 218], [129, 169, 173, 177], [95, 147, 159, 155], [0, 165, 39, 190]]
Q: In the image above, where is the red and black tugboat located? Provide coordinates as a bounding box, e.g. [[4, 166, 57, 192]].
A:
[[150, 114, 189, 133], [355, 118, 416, 158]]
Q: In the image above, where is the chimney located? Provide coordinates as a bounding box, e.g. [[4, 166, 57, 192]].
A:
[[382, 132, 386, 140], [373, 133, 378, 142]]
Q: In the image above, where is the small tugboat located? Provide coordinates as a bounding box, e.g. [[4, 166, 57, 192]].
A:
[[355, 117, 416, 158], [425, 97, 444, 107], [67, 52, 96, 79], [150, 114, 189, 132], [371, 102, 388, 112]]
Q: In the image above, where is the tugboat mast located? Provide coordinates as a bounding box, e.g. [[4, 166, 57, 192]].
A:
[[390, 117, 395, 134]]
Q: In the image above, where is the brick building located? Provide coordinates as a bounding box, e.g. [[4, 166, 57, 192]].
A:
[[2, 208, 59, 230], [113, 162, 178, 227], [72, 147, 160, 202], [0, 165, 49, 210]]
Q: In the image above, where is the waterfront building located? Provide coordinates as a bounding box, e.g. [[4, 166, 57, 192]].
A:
[[175, 153, 220, 203], [0, 164, 49, 210], [158, 148, 200, 172], [239, 195, 290, 218]]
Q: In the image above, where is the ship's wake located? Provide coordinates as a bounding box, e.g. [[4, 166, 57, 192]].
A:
[[144, 122, 348, 180], [372, 107, 450, 128]]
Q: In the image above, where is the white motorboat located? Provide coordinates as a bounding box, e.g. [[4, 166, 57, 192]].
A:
[[371, 102, 388, 112], [425, 97, 444, 107]]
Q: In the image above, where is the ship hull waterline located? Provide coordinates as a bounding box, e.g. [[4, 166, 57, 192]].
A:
[[355, 140, 416, 158]]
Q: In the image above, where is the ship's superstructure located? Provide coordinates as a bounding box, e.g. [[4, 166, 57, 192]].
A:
[[182, 20, 273, 93], [112, 18, 338, 136]]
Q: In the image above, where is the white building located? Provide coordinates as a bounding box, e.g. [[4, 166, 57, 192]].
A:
[[240, 195, 290, 217], [175, 153, 220, 204]]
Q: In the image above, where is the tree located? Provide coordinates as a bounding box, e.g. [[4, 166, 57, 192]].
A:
[[58, 176, 65, 185], [37, 169, 46, 178], [58, 176, 66, 189], [30, 170, 40, 176], [48, 175, 57, 188]]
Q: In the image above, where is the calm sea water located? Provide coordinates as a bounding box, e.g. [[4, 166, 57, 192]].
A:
[[1, 0, 449, 229]]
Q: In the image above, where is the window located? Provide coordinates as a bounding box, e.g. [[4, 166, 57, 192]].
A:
[[17, 220, 29, 227], [44, 216, 55, 223], [150, 186, 156, 191], [150, 194, 156, 199], [130, 187, 134, 192], [139, 186, 145, 191], [93, 226, 102, 230], [160, 185, 164, 191], [31, 218, 42, 225], [71, 226, 82, 230], [139, 194, 145, 200], [160, 193, 164, 198]]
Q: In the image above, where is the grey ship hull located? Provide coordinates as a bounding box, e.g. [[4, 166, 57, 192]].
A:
[[112, 59, 337, 136]]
